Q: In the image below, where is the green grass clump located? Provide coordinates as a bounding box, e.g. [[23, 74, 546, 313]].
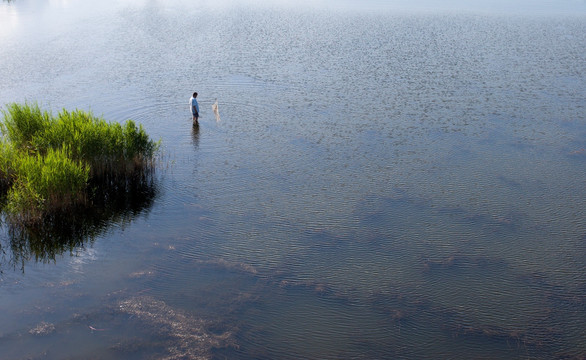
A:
[[0, 102, 159, 226], [0, 102, 51, 151], [6, 147, 89, 222], [37, 108, 157, 177], [0, 141, 18, 192]]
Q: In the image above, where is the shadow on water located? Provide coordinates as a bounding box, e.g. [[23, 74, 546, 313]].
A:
[[0, 174, 159, 273]]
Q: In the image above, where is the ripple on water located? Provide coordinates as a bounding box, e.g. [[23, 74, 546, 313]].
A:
[[1, 3, 585, 359]]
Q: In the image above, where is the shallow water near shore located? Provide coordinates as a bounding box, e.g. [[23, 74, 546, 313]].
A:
[[0, 0, 585, 358]]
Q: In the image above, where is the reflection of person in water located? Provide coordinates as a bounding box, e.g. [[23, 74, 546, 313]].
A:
[[189, 92, 199, 125], [192, 121, 200, 150]]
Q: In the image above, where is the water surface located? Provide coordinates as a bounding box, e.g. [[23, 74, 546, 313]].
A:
[[0, 0, 585, 358]]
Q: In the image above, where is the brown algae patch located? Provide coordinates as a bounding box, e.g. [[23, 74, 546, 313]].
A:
[[193, 258, 258, 275], [128, 270, 155, 279], [28, 321, 56, 336], [117, 295, 235, 359]]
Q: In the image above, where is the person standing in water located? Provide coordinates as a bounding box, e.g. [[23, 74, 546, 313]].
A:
[[190, 92, 199, 125]]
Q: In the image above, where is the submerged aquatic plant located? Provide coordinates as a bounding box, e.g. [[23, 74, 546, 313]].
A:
[[0, 102, 159, 228]]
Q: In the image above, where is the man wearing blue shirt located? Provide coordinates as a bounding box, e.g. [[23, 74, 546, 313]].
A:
[[190, 92, 199, 125]]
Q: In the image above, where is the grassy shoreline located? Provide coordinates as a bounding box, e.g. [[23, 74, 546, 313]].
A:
[[0, 102, 159, 227]]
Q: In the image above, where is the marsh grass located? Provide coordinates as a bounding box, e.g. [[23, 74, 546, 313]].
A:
[[0, 102, 159, 227]]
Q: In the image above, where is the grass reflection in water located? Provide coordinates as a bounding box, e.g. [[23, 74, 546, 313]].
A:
[[1, 171, 158, 271]]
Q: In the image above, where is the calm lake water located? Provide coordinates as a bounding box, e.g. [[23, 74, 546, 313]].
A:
[[1, 0, 585, 358]]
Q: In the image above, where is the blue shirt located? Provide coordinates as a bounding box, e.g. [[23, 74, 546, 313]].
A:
[[190, 97, 199, 114]]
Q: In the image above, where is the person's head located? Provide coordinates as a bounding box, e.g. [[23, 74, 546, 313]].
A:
[[193, 92, 198, 98]]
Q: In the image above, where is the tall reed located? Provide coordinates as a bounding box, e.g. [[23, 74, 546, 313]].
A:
[[0, 141, 17, 192], [0, 102, 51, 150], [6, 147, 89, 223], [0, 102, 159, 226], [35, 108, 158, 177]]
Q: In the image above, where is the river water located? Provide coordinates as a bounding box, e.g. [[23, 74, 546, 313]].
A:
[[0, 0, 585, 359]]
